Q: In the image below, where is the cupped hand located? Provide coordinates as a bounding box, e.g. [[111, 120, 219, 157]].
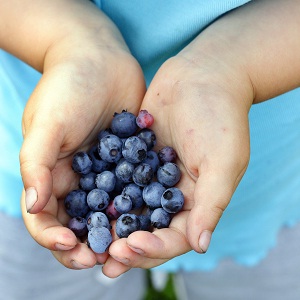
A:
[[20, 24, 146, 269], [104, 41, 254, 277]]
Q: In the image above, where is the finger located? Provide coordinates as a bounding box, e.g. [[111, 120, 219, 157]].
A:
[[19, 68, 87, 214], [127, 210, 191, 259], [20, 107, 65, 213], [21, 191, 78, 251], [187, 164, 247, 253], [107, 235, 168, 271], [106, 211, 190, 271], [51, 243, 97, 270], [102, 252, 132, 278], [95, 252, 110, 265]]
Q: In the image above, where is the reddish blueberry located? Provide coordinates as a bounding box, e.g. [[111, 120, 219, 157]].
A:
[[136, 110, 154, 128]]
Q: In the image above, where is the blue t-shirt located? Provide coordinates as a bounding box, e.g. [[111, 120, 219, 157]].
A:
[[1, 0, 300, 271]]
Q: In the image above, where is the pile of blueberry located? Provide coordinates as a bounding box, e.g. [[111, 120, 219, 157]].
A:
[[64, 110, 184, 254]]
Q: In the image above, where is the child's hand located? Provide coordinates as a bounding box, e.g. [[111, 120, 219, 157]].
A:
[[103, 0, 300, 277], [104, 51, 252, 277], [19, 3, 146, 269]]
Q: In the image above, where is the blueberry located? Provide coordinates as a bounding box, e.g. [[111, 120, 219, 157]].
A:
[[72, 151, 92, 175], [68, 216, 88, 237], [105, 200, 121, 220], [112, 171, 126, 194], [113, 194, 133, 214], [132, 163, 154, 187], [98, 134, 123, 163], [161, 187, 184, 213], [87, 226, 112, 253], [137, 128, 156, 151], [85, 210, 94, 222], [145, 207, 155, 218], [86, 211, 111, 230], [158, 146, 177, 163], [122, 183, 143, 210], [115, 213, 141, 238], [142, 150, 160, 173], [66, 110, 185, 242], [79, 172, 97, 191], [157, 162, 181, 187], [138, 214, 151, 231], [88, 145, 111, 173], [143, 182, 166, 209], [136, 110, 154, 129], [115, 159, 135, 183], [122, 136, 147, 164], [111, 110, 138, 138], [64, 189, 89, 218], [97, 128, 112, 141], [95, 170, 116, 193], [151, 208, 171, 229], [87, 189, 110, 211]]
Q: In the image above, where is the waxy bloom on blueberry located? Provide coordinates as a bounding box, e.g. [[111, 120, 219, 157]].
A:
[[64, 109, 185, 255]]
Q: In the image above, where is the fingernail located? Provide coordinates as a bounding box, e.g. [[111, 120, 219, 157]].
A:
[[110, 255, 130, 265], [55, 243, 75, 251], [71, 260, 91, 270], [128, 245, 145, 255], [199, 230, 212, 253], [25, 187, 38, 213]]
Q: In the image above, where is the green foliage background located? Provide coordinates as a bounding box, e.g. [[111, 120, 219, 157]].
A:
[[142, 270, 177, 300]]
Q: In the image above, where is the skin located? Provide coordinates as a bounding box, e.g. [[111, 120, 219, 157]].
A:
[[1, 0, 299, 276], [104, 0, 300, 277], [1, 0, 145, 269]]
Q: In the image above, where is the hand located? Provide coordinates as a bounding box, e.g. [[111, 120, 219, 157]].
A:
[[104, 35, 253, 277], [105, 0, 300, 276], [20, 14, 146, 269]]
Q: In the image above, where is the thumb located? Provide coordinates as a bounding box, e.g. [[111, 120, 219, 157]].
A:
[[20, 117, 63, 214], [186, 165, 247, 253]]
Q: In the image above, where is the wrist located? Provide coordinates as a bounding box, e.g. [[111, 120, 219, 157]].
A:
[[180, 0, 300, 104], [43, 17, 130, 73], [176, 39, 254, 114]]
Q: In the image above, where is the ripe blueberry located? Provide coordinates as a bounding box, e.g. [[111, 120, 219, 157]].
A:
[[142, 150, 160, 173], [161, 187, 184, 213], [143, 182, 166, 209], [132, 163, 154, 187], [86, 211, 111, 230], [122, 183, 143, 210], [64, 189, 89, 218], [116, 213, 141, 238], [79, 172, 97, 191], [122, 136, 147, 164], [87, 226, 112, 253], [158, 146, 177, 163], [68, 216, 88, 237], [72, 151, 93, 175], [95, 170, 116, 193], [137, 128, 157, 151], [115, 159, 135, 183], [111, 110, 138, 138], [98, 134, 123, 163], [157, 162, 181, 187], [88, 145, 111, 173], [87, 188, 110, 211], [113, 194, 133, 214], [151, 208, 171, 229]]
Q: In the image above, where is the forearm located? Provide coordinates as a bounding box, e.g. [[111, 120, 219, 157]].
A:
[[0, 0, 127, 72], [179, 0, 300, 105]]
